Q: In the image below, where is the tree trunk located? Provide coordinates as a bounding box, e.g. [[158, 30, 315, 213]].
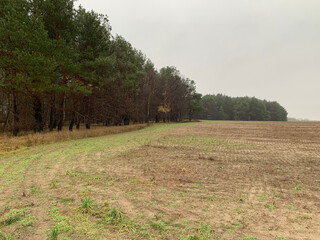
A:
[[49, 94, 56, 131], [12, 93, 19, 136], [57, 93, 64, 131], [57, 74, 67, 131], [76, 115, 80, 129], [124, 116, 130, 125], [33, 96, 43, 132], [69, 112, 75, 131], [146, 94, 150, 123]]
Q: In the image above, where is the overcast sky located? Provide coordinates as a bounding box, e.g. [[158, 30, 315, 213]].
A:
[[76, 0, 320, 120]]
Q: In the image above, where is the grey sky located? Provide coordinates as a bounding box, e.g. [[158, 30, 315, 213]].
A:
[[76, 0, 320, 120]]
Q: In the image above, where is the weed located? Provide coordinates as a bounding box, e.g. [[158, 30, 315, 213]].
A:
[[205, 194, 216, 201], [234, 205, 244, 214], [148, 201, 158, 206], [59, 198, 75, 204], [166, 202, 177, 207], [148, 220, 167, 232], [197, 224, 213, 240], [0, 230, 15, 240], [104, 207, 124, 225], [30, 185, 41, 194], [183, 235, 201, 240], [65, 169, 80, 177], [275, 237, 288, 240], [50, 179, 58, 189], [265, 204, 277, 210], [274, 165, 281, 169], [80, 197, 94, 213], [221, 223, 235, 234], [153, 212, 164, 220], [288, 203, 295, 210], [136, 213, 145, 218], [256, 194, 265, 202], [0, 208, 36, 229], [234, 193, 246, 203], [47, 227, 59, 240], [271, 196, 281, 200], [80, 187, 94, 196], [19, 215, 36, 227], [294, 185, 302, 191], [238, 235, 258, 240]]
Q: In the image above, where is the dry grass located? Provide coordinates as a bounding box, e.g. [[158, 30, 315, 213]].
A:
[[0, 124, 148, 153]]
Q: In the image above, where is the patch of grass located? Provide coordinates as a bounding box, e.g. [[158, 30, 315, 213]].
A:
[[104, 207, 124, 225], [183, 235, 201, 240], [65, 169, 80, 177], [80, 197, 95, 214], [196, 224, 213, 240], [48, 204, 73, 236], [136, 213, 145, 218], [238, 235, 258, 240], [294, 185, 302, 191], [265, 204, 277, 210], [0, 230, 15, 240], [47, 227, 59, 240], [0, 124, 148, 153], [0, 207, 36, 228], [204, 194, 216, 201], [59, 198, 75, 204], [275, 236, 288, 240], [166, 202, 177, 207], [30, 185, 41, 194], [256, 194, 265, 202], [220, 223, 235, 234], [153, 212, 164, 220], [148, 220, 168, 232], [289, 203, 296, 210], [50, 179, 58, 189]]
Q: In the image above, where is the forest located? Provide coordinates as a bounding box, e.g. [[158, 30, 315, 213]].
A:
[[0, 0, 287, 136]]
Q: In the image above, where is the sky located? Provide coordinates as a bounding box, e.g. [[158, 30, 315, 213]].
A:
[[75, 0, 320, 120]]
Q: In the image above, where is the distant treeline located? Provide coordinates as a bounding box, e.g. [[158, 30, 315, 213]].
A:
[[199, 94, 287, 121], [0, 0, 287, 136]]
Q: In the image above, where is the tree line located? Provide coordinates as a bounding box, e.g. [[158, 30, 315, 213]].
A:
[[0, 0, 287, 136], [199, 94, 287, 121]]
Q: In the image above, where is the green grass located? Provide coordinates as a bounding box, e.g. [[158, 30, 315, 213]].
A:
[[0, 207, 36, 228], [80, 197, 95, 214]]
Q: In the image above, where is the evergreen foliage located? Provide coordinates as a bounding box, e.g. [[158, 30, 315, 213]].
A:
[[0, 1, 287, 135], [200, 94, 287, 121]]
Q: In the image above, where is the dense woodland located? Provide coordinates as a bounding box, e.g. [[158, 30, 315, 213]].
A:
[[199, 94, 288, 121], [0, 0, 287, 136]]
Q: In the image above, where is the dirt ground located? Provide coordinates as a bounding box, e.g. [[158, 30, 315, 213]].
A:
[[0, 121, 319, 240]]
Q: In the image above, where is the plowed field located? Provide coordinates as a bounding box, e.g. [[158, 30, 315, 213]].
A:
[[0, 121, 319, 240]]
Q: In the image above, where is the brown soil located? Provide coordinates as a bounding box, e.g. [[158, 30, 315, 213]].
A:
[[1, 121, 319, 240]]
